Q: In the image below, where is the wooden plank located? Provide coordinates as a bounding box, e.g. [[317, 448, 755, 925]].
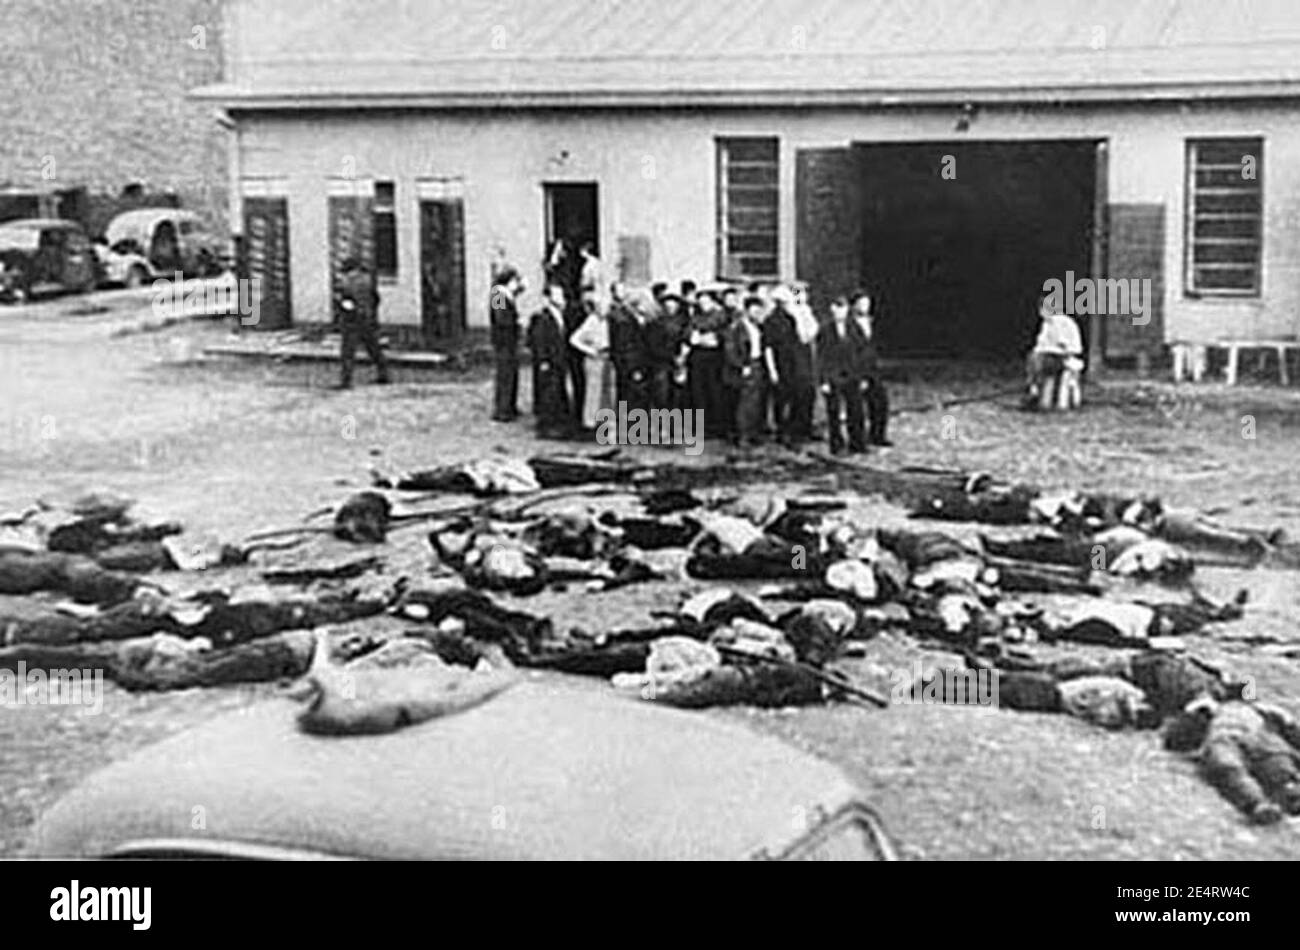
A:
[[419, 198, 467, 343], [795, 147, 862, 315], [1105, 203, 1165, 360], [327, 194, 374, 324], [241, 196, 292, 330]]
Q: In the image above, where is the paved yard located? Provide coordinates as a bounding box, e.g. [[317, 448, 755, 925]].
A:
[[3, 292, 1300, 859]]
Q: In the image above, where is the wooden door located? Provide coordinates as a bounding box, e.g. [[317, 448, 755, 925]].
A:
[[419, 198, 467, 343], [796, 147, 863, 316], [241, 196, 292, 329], [1105, 203, 1166, 361], [328, 193, 374, 325]]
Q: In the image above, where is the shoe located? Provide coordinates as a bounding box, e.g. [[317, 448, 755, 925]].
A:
[[491, 415, 517, 424], [871, 438, 895, 448]]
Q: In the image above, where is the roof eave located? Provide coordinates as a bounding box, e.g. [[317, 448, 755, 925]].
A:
[[192, 79, 1300, 112]]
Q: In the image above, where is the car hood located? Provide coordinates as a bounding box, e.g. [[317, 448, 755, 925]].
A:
[[30, 679, 865, 860]]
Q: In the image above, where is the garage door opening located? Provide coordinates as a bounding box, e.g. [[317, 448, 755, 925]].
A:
[[799, 140, 1102, 361]]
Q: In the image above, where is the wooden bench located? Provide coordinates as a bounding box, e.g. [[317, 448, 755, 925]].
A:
[[1171, 340, 1300, 385]]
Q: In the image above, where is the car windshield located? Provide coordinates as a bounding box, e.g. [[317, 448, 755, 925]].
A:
[[0, 228, 41, 251]]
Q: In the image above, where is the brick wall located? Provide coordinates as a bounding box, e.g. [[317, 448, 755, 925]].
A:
[[0, 0, 228, 228]]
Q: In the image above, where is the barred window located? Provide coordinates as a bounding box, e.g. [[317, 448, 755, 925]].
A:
[[717, 137, 779, 281], [373, 180, 398, 279], [1185, 138, 1263, 296]]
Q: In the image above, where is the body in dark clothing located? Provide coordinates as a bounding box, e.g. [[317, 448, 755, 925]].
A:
[[762, 305, 814, 446], [338, 261, 390, 389], [528, 292, 573, 438]]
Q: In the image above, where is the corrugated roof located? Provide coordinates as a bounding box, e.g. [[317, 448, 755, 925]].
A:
[[199, 0, 1300, 106]]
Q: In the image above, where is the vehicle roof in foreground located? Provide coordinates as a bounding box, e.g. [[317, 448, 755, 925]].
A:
[[30, 679, 866, 860]]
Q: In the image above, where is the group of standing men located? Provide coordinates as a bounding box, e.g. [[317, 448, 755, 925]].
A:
[[490, 246, 891, 455]]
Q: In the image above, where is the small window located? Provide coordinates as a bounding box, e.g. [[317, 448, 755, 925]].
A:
[[717, 138, 779, 282], [1185, 138, 1263, 297], [373, 181, 398, 279]]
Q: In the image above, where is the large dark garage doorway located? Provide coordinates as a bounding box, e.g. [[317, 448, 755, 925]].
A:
[[799, 140, 1103, 361]]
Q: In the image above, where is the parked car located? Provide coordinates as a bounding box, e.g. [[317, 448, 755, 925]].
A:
[[96, 209, 227, 288], [29, 680, 898, 860], [0, 218, 97, 303]]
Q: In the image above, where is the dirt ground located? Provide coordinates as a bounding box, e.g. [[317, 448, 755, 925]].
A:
[[3, 293, 1300, 859]]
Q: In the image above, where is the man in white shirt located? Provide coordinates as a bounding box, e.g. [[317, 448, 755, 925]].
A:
[[1027, 295, 1085, 409]]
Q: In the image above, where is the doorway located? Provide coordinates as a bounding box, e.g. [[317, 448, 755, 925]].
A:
[[544, 183, 599, 258], [797, 140, 1103, 360], [241, 195, 292, 329], [862, 141, 1099, 358]]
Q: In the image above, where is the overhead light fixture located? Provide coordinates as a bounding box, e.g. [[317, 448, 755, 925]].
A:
[[955, 102, 979, 133]]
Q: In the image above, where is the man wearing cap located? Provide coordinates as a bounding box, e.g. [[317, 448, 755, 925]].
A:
[[489, 266, 525, 422], [337, 257, 390, 389]]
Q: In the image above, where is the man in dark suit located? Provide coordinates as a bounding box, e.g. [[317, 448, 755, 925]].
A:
[[337, 258, 390, 389], [816, 296, 870, 455], [852, 291, 893, 447], [609, 290, 655, 413], [762, 287, 815, 448], [688, 290, 734, 440], [489, 267, 524, 422], [648, 292, 688, 418], [528, 283, 573, 439], [725, 296, 770, 447]]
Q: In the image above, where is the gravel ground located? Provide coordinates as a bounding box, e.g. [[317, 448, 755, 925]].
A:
[[3, 294, 1300, 859]]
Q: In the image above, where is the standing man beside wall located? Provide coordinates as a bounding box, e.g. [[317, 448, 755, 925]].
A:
[[490, 267, 525, 422]]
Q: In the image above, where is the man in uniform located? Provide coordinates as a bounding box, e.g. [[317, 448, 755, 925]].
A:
[[337, 257, 390, 389]]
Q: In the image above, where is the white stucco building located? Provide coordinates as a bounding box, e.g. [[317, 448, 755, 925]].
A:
[[196, 0, 1300, 363]]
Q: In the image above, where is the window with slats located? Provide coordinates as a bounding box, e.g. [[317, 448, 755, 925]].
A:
[[1185, 138, 1263, 296], [717, 137, 779, 281]]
